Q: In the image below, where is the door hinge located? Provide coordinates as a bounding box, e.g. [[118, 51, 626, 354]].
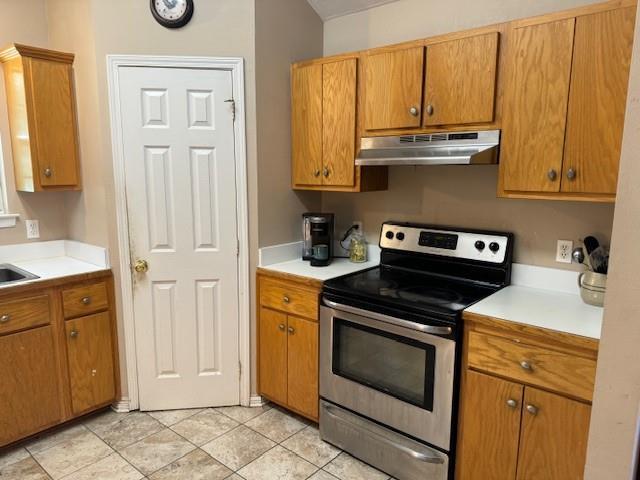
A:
[[225, 99, 236, 121], [237, 239, 240, 257]]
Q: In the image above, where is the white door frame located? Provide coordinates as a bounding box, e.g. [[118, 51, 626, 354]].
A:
[[106, 55, 251, 411]]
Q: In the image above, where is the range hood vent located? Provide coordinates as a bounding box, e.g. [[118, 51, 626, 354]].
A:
[[356, 130, 500, 166]]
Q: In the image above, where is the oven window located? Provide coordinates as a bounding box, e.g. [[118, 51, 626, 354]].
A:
[[332, 318, 436, 411]]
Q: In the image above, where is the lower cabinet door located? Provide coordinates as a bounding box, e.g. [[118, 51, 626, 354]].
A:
[[0, 326, 62, 446], [457, 370, 523, 480], [258, 307, 288, 405], [517, 387, 591, 480], [287, 315, 318, 420], [66, 312, 116, 414]]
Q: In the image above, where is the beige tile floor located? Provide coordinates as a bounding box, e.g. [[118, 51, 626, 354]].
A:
[[0, 404, 395, 480]]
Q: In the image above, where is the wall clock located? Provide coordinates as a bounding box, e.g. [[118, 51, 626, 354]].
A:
[[150, 0, 194, 29]]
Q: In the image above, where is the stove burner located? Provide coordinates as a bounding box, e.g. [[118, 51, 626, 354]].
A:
[[395, 286, 464, 305], [350, 277, 399, 293]]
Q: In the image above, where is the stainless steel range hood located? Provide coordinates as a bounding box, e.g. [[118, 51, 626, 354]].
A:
[[356, 130, 500, 166]]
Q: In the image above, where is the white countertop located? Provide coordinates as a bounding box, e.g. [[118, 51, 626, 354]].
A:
[[465, 264, 604, 339], [0, 240, 110, 289], [260, 256, 379, 281]]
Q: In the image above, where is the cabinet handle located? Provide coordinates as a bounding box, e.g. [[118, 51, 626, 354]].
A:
[[547, 169, 557, 181], [323, 167, 330, 178], [70, 330, 79, 338], [44, 168, 52, 178], [0, 314, 10, 324], [409, 106, 420, 117], [283, 295, 290, 304], [566, 168, 577, 180], [520, 360, 533, 372], [506, 398, 518, 409], [288, 326, 295, 335], [425, 104, 434, 116], [81, 296, 92, 305], [278, 323, 285, 331], [313, 170, 321, 177], [526, 404, 539, 416]]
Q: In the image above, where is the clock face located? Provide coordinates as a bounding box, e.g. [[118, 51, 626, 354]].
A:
[[151, 0, 194, 28]]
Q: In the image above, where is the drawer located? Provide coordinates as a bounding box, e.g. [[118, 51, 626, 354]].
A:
[[62, 282, 109, 319], [259, 277, 318, 320], [467, 331, 596, 402], [0, 295, 50, 336]]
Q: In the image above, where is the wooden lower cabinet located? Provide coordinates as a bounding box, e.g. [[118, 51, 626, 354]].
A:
[[457, 312, 598, 479], [0, 326, 62, 445], [257, 271, 321, 421], [65, 312, 116, 415], [0, 272, 119, 447]]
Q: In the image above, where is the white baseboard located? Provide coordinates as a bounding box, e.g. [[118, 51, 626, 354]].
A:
[[111, 398, 132, 413], [249, 395, 266, 407]]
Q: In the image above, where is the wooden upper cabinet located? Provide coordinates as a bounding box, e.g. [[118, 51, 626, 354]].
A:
[[500, 19, 575, 193], [0, 44, 81, 192], [424, 32, 499, 126], [323, 59, 356, 187], [457, 370, 523, 480], [291, 63, 323, 186], [363, 46, 424, 130], [561, 6, 636, 195], [517, 387, 591, 480], [65, 312, 116, 415]]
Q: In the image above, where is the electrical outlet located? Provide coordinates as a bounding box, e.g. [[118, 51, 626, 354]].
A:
[[26, 219, 40, 239], [556, 239, 573, 263]]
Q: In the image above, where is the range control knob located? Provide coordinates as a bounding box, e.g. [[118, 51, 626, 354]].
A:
[[396, 232, 405, 241], [489, 242, 500, 253], [474, 240, 485, 251], [385, 230, 395, 240]]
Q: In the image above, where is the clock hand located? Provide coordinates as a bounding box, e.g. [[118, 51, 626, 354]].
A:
[[162, 0, 177, 8]]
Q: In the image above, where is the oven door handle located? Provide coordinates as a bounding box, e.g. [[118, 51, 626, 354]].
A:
[[323, 298, 453, 336], [323, 404, 445, 464]]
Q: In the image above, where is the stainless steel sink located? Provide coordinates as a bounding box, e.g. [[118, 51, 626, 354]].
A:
[[0, 264, 39, 285]]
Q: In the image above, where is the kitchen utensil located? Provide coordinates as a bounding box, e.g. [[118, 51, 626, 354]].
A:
[[589, 245, 609, 274], [583, 236, 600, 255], [572, 247, 585, 265]]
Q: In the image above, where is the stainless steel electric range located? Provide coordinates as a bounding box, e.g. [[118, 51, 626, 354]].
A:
[[319, 221, 514, 480]]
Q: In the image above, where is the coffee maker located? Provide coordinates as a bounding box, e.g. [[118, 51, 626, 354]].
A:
[[302, 213, 334, 267]]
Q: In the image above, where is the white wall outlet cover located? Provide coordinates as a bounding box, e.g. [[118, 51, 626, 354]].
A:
[[556, 239, 573, 263], [26, 219, 40, 239]]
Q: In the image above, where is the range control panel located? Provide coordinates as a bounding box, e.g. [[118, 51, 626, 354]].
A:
[[380, 223, 510, 264]]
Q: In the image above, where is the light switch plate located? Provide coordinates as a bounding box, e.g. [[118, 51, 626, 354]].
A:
[[556, 239, 573, 263], [26, 219, 40, 239]]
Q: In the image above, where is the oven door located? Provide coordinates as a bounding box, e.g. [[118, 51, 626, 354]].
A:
[[320, 298, 456, 451]]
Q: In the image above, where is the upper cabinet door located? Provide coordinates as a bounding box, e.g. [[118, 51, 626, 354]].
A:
[[561, 7, 636, 195], [424, 32, 499, 126], [500, 19, 575, 192], [322, 59, 356, 187], [363, 46, 424, 130], [291, 63, 323, 186], [517, 387, 591, 480]]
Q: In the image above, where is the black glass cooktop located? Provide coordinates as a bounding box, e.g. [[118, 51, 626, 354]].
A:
[[323, 266, 499, 317]]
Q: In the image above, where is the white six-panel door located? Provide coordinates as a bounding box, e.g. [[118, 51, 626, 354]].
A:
[[119, 66, 239, 410]]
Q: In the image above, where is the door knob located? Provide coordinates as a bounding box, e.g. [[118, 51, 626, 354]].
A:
[[0, 314, 10, 324], [288, 326, 295, 335], [566, 168, 577, 180], [44, 168, 52, 178], [506, 399, 518, 409], [425, 104, 434, 116], [70, 330, 79, 338], [134, 259, 149, 273], [81, 296, 91, 305], [526, 404, 539, 416], [547, 169, 557, 181], [278, 324, 285, 331], [520, 360, 533, 372], [409, 106, 420, 117]]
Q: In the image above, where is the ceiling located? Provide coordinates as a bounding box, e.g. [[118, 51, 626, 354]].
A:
[[306, 0, 401, 21]]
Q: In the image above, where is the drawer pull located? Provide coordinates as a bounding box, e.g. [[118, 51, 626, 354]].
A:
[[283, 295, 290, 304], [0, 314, 10, 323], [70, 330, 79, 338], [520, 360, 533, 372], [288, 326, 295, 335], [526, 404, 539, 416], [278, 323, 285, 331], [81, 296, 92, 305], [506, 399, 518, 409]]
